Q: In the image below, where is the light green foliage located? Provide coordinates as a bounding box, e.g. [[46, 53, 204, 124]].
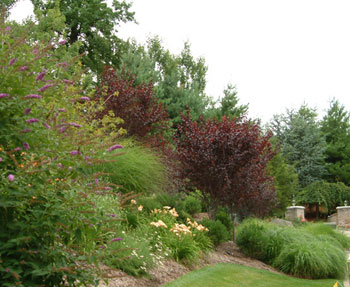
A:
[[81, 140, 169, 194], [236, 219, 347, 279], [31, 0, 135, 74], [321, 99, 350, 185], [267, 151, 299, 213], [299, 223, 350, 249], [270, 104, 327, 188], [273, 240, 345, 279], [120, 37, 210, 124]]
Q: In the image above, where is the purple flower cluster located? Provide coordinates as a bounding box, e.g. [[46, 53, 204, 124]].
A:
[[37, 84, 54, 92], [0, 93, 9, 98], [80, 96, 90, 101], [9, 58, 17, 66], [20, 66, 29, 72], [26, 118, 39, 124], [70, 123, 82, 128], [58, 108, 66, 112], [106, 144, 123, 152], [8, 174, 14, 182], [5, 26, 11, 33], [23, 142, 30, 150], [35, 70, 47, 81], [63, 79, 74, 85], [69, 150, 80, 155], [110, 237, 122, 243], [25, 94, 42, 99], [24, 108, 32, 114], [42, 122, 51, 129], [59, 40, 67, 45]]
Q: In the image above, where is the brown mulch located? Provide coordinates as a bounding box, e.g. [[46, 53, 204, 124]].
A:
[[98, 241, 280, 287]]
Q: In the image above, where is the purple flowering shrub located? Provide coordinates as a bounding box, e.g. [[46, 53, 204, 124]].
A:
[[0, 17, 126, 287]]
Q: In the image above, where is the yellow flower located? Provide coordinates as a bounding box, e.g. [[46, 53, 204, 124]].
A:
[[333, 282, 339, 287]]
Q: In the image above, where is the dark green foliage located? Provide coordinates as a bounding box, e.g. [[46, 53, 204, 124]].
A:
[[201, 219, 231, 246], [126, 212, 139, 228], [297, 181, 350, 214], [31, 0, 135, 74], [321, 99, 350, 185], [215, 207, 234, 232], [267, 151, 299, 214], [206, 84, 248, 120]]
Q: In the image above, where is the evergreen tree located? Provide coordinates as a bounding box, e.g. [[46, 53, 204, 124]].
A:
[[321, 99, 350, 185], [270, 104, 327, 188], [120, 37, 210, 124]]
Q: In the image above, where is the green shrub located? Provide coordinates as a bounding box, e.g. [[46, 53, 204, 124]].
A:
[[235, 218, 270, 261], [273, 240, 346, 279], [183, 195, 202, 215], [215, 207, 234, 232], [163, 233, 201, 264], [126, 212, 139, 228], [201, 219, 231, 246]]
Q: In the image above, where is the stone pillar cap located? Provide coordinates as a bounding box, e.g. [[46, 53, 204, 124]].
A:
[[336, 206, 350, 209], [287, 206, 305, 209]]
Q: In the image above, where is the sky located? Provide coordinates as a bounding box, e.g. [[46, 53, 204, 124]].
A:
[[9, 0, 350, 123]]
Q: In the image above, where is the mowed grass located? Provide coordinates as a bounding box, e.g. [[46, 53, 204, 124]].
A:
[[163, 263, 339, 287]]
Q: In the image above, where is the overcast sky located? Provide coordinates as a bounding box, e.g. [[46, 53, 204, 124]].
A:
[[9, 0, 350, 122]]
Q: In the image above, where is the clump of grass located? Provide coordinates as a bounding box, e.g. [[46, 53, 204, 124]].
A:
[[273, 239, 346, 279], [83, 140, 169, 194], [236, 218, 348, 279], [300, 223, 350, 249]]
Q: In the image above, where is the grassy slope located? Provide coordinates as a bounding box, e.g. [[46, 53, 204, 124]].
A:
[[164, 263, 339, 287]]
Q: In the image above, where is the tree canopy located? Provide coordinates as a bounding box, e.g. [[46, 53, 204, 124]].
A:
[[31, 0, 135, 74]]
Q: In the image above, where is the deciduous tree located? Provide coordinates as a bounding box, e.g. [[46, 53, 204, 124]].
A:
[[176, 113, 276, 217], [31, 0, 135, 74]]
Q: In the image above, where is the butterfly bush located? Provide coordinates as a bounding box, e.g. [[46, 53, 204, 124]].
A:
[[0, 16, 125, 287]]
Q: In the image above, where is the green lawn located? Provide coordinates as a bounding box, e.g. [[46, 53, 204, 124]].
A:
[[163, 263, 340, 287]]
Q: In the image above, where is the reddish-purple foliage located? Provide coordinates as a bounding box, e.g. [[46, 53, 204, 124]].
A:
[[96, 67, 169, 138], [176, 113, 277, 216]]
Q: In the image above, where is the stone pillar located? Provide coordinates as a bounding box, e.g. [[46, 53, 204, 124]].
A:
[[336, 206, 350, 227], [285, 206, 305, 221]]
